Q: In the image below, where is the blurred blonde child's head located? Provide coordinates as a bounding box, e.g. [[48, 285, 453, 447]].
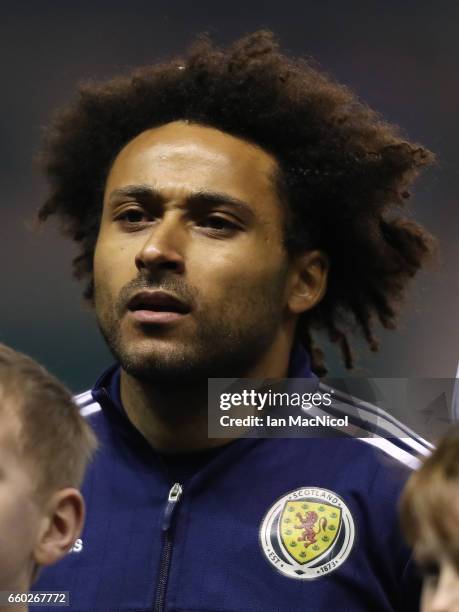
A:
[[0, 343, 97, 595], [401, 427, 459, 612]]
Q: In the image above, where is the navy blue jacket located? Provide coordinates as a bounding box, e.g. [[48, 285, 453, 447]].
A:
[[35, 357, 429, 612]]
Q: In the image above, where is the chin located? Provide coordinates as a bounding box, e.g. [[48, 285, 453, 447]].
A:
[[118, 343, 199, 380]]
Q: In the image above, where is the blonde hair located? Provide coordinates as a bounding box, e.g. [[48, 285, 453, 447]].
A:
[[400, 426, 459, 569], [0, 343, 97, 502]]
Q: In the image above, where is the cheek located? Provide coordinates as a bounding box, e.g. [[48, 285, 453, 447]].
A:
[[420, 581, 436, 612], [198, 234, 283, 278], [93, 236, 135, 294], [195, 249, 286, 308], [0, 495, 39, 587], [93, 237, 108, 285]]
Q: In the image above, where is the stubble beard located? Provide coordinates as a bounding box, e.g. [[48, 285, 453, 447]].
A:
[[95, 269, 289, 387]]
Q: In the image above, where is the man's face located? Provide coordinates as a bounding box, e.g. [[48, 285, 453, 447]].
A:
[[94, 121, 295, 382], [0, 407, 42, 590]]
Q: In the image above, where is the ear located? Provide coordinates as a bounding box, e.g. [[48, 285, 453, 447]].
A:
[[33, 488, 85, 568], [287, 250, 328, 315]]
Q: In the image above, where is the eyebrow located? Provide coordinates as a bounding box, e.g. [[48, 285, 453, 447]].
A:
[[108, 184, 164, 204], [108, 184, 255, 219]]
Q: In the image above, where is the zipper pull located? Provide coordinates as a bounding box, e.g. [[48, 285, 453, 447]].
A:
[[162, 483, 183, 531]]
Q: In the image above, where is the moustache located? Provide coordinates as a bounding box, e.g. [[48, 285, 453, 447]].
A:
[[115, 274, 198, 317]]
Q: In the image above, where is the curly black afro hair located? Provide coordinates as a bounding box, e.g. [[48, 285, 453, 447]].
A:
[[38, 30, 436, 375]]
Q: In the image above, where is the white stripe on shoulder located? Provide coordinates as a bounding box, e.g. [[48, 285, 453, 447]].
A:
[[358, 437, 421, 470], [305, 403, 427, 469], [74, 390, 94, 407], [80, 402, 101, 417], [73, 389, 102, 417], [318, 382, 433, 456]]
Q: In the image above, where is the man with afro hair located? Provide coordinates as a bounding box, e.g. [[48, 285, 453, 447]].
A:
[[34, 30, 434, 611]]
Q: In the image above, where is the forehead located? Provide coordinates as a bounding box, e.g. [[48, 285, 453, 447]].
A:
[[105, 121, 280, 207]]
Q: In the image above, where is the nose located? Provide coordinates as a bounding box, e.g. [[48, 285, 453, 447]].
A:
[[135, 215, 186, 275]]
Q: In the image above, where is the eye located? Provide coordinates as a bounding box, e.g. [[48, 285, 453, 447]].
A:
[[418, 559, 440, 581], [115, 207, 153, 228], [197, 214, 241, 234]]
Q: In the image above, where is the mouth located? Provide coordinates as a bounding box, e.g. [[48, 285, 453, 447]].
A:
[[127, 290, 191, 324]]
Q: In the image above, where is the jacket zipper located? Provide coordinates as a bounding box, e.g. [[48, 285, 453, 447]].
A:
[[154, 482, 183, 612]]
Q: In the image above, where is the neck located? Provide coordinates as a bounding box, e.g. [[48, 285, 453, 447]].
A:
[[120, 331, 293, 453]]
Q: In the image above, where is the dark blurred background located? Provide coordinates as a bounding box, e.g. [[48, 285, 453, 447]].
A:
[[1, 0, 458, 392]]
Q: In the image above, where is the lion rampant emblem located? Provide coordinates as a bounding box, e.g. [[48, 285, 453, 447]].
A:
[[261, 487, 355, 578], [294, 510, 327, 548], [278, 498, 343, 565]]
